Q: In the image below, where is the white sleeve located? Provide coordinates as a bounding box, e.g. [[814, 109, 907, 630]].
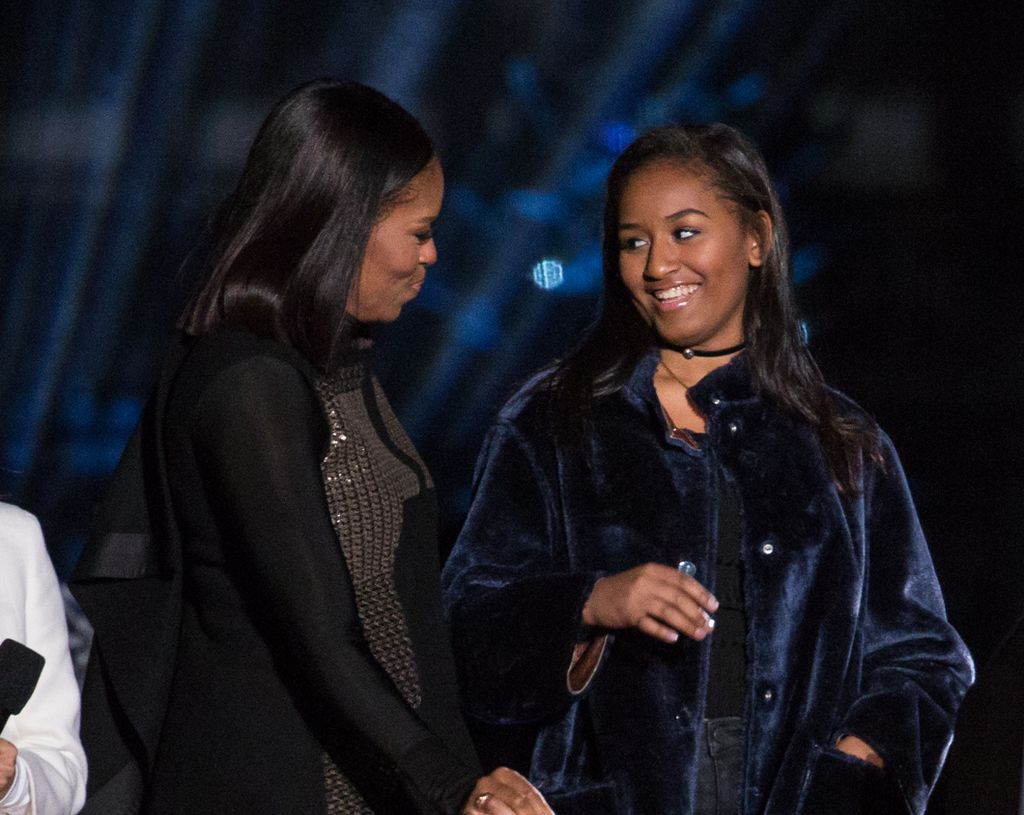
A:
[[0, 756, 30, 813], [0, 505, 87, 815]]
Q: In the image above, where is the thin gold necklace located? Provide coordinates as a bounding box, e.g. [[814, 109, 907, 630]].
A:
[[660, 360, 698, 392], [658, 361, 701, 447]]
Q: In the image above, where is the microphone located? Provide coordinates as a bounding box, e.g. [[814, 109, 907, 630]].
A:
[[0, 639, 45, 734]]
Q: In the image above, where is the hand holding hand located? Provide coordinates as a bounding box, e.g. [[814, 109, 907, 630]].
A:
[[582, 562, 719, 643], [463, 767, 553, 815], [0, 738, 17, 798]]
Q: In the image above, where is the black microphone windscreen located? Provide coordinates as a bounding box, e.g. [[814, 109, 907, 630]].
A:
[[0, 638, 45, 717]]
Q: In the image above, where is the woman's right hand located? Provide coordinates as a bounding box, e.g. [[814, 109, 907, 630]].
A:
[[0, 738, 17, 798], [463, 767, 553, 814], [582, 563, 719, 643]]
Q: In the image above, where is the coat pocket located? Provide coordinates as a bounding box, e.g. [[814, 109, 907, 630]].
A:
[[543, 780, 618, 814], [796, 744, 903, 815]]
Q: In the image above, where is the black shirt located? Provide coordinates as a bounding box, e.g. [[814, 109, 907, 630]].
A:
[[704, 469, 747, 719]]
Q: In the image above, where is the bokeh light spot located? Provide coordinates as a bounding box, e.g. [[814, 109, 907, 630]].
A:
[[531, 258, 564, 290]]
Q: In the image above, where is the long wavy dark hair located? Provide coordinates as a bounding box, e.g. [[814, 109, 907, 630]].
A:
[[546, 123, 878, 492], [180, 78, 435, 373]]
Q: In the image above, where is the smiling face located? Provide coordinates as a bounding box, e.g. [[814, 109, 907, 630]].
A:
[[346, 157, 444, 323], [616, 160, 768, 351]]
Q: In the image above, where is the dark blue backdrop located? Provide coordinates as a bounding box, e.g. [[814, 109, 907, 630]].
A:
[[2, 2, 1022, 808]]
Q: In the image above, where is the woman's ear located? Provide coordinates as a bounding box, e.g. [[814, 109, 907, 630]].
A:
[[748, 210, 773, 268]]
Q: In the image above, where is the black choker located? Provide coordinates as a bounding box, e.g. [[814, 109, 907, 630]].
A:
[[678, 342, 746, 359]]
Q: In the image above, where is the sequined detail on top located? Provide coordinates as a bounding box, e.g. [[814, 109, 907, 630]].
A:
[[316, 363, 423, 709], [314, 357, 430, 813], [322, 754, 373, 814]]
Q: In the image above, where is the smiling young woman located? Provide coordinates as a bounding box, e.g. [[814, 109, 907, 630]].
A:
[[616, 161, 765, 354], [616, 160, 770, 436], [443, 124, 973, 815]]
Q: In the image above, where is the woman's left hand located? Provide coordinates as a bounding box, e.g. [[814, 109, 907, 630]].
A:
[[835, 735, 884, 768]]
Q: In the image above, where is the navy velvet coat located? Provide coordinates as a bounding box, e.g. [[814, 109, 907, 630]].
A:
[[442, 351, 973, 815]]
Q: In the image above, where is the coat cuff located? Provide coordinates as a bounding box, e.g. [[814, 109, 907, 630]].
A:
[[0, 755, 29, 809], [398, 735, 479, 815], [450, 571, 604, 725]]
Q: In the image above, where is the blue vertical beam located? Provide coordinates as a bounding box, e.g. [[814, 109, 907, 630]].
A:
[[0, 1, 162, 493], [0, 0, 96, 414], [360, 0, 460, 109], [70, 0, 219, 392]]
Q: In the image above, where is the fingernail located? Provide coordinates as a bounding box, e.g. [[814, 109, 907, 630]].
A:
[[668, 631, 680, 643], [708, 595, 720, 612], [706, 617, 715, 630]]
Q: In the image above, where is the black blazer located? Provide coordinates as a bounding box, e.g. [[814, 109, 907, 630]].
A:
[[72, 331, 479, 814]]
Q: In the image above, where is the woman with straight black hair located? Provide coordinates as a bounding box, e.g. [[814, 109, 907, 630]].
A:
[[443, 124, 973, 814], [72, 78, 551, 815]]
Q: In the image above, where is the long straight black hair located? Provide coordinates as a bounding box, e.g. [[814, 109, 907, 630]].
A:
[[546, 123, 878, 492], [180, 79, 435, 373]]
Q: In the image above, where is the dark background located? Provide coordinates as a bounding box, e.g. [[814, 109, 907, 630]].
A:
[[1, 1, 1021, 809]]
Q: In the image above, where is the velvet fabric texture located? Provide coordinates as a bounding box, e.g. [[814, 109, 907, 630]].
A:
[[442, 350, 973, 815]]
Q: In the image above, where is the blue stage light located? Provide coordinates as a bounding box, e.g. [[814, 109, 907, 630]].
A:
[[62, 391, 97, 430], [3, 439, 30, 471], [726, 72, 767, 108], [568, 155, 614, 196], [507, 189, 567, 223], [793, 244, 824, 284], [558, 245, 603, 295], [505, 58, 541, 105], [453, 296, 501, 350], [531, 258, 564, 290], [67, 437, 124, 476], [105, 396, 142, 430], [447, 184, 488, 219], [599, 120, 635, 154]]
